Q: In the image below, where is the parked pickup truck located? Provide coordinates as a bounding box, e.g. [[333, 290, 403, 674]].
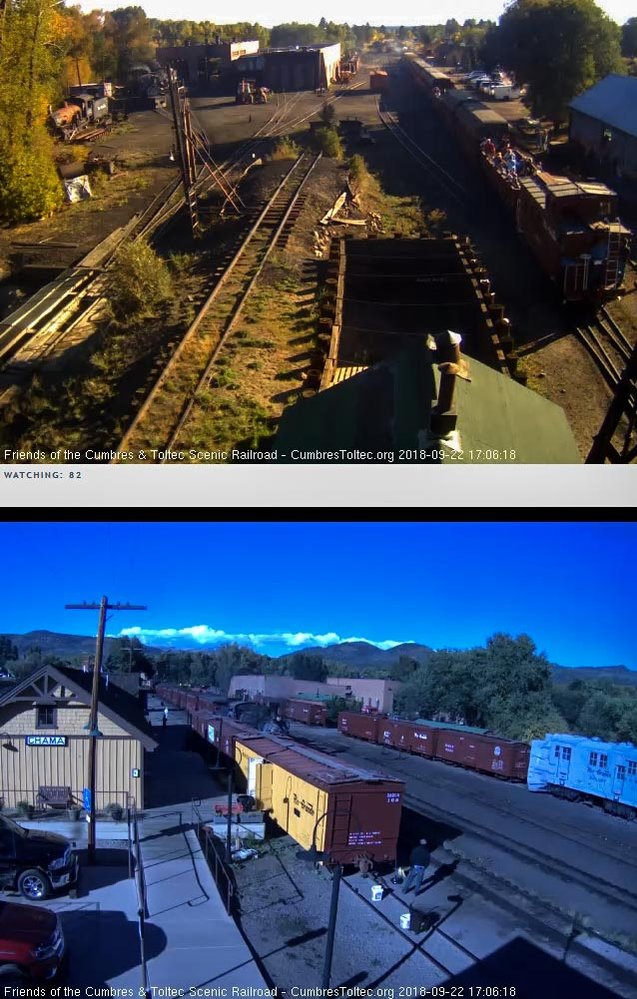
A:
[[0, 900, 67, 980], [0, 815, 78, 901]]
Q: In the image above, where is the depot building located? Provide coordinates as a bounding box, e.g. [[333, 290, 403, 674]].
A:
[[0, 663, 157, 810]]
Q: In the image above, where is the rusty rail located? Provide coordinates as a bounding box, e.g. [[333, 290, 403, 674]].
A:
[[116, 152, 321, 460]]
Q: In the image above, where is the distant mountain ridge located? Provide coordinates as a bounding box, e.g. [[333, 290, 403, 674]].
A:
[[279, 641, 435, 668], [1, 632, 635, 685], [3, 630, 164, 659]]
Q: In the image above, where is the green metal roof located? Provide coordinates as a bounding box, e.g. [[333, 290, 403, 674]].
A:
[[413, 719, 489, 734], [275, 340, 580, 463]]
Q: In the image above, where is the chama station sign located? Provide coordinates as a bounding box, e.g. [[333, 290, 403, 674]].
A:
[[25, 735, 68, 747]]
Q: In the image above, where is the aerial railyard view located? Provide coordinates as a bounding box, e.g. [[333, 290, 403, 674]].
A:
[[1, 520, 637, 998], [0, 1, 635, 464]]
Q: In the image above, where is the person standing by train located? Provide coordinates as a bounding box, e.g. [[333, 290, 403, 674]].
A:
[[163, 706, 168, 728], [402, 838, 431, 895]]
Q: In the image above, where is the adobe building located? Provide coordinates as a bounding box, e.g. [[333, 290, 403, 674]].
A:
[[228, 675, 403, 713], [0, 664, 157, 810], [155, 38, 260, 85]]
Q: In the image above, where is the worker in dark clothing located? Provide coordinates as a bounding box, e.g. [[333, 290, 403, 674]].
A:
[[162, 706, 168, 728], [402, 838, 431, 894]]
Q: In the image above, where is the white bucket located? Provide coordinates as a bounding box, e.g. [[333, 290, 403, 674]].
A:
[[399, 913, 411, 930], [371, 885, 384, 901]]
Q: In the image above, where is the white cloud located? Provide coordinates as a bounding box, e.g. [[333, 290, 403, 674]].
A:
[[117, 624, 412, 652]]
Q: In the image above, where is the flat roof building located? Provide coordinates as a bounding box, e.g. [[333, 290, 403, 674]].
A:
[[234, 42, 341, 91], [156, 39, 260, 85], [228, 675, 403, 714]]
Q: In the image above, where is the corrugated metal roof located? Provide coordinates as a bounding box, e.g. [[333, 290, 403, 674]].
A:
[[569, 74, 637, 139], [235, 733, 400, 788]]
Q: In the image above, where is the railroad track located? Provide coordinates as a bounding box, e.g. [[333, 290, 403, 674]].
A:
[[0, 80, 361, 407], [376, 99, 471, 209], [116, 151, 322, 460], [576, 306, 636, 400], [291, 731, 637, 913], [0, 173, 185, 392]]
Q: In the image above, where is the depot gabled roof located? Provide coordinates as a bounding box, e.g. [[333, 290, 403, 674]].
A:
[[569, 74, 637, 140], [0, 663, 157, 749]]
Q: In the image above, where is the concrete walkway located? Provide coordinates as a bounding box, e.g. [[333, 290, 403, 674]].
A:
[[139, 803, 269, 991]]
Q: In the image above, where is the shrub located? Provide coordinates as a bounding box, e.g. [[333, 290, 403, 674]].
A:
[[16, 800, 33, 817], [109, 242, 173, 321], [313, 127, 343, 159], [0, 136, 62, 224], [105, 802, 124, 821], [270, 137, 300, 160]]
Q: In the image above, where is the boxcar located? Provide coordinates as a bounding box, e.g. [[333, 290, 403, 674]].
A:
[[233, 733, 404, 864], [185, 691, 200, 715], [216, 717, 255, 758], [338, 710, 382, 742], [434, 730, 529, 779], [191, 709, 221, 744], [174, 688, 188, 709], [379, 719, 439, 758], [370, 71, 389, 93], [284, 698, 327, 726]]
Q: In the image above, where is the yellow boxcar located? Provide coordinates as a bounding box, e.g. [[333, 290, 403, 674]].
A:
[[233, 734, 403, 864]]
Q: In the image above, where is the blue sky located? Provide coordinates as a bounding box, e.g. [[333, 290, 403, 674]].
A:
[[1, 522, 635, 670], [80, 0, 632, 27]]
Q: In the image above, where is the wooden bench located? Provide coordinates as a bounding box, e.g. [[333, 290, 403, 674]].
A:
[[37, 785, 73, 810]]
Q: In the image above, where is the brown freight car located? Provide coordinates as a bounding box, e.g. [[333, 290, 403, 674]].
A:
[[284, 698, 327, 726], [338, 711, 382, 742], [185, 691, 200, 715], [435, 730, 529, 779], [378, 719, 438, 758], [191, 709, 220, 744]]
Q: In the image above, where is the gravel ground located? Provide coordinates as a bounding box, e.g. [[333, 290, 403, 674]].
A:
[[233, 837, 467, 991], [232, 836, 636, 999]]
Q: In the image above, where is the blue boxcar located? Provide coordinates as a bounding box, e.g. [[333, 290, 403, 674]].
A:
[[528, 733, 637, 819]]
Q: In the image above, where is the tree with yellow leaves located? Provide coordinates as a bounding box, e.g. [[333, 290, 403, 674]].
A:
[[0, 0, 63, 222]]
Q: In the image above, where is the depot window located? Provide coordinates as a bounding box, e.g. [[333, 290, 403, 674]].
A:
[[628, 761, 637, 776], [36, 705, 56, 728], [599, 754, 608, 768], [589, 751, 598, 766]]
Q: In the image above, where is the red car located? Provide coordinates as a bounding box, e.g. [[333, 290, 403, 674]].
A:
[[0, 900, 66, 980]]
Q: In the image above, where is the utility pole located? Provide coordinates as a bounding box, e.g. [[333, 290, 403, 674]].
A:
[[65, 597, 147, 864], [167, 65, 200, 237]]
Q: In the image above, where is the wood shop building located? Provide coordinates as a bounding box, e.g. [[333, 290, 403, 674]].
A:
[[0, 664, 157, 811]]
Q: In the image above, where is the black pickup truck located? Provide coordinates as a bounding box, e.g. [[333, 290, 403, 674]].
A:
[[0, 815, 78, 901]]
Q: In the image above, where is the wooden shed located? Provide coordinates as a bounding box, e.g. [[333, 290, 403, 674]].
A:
[[0, 664, 157, 810]]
